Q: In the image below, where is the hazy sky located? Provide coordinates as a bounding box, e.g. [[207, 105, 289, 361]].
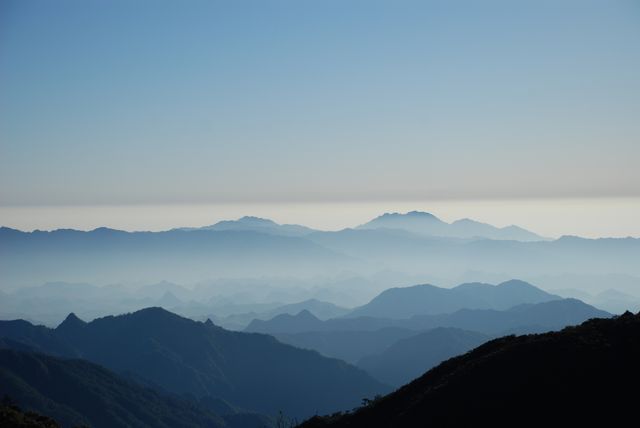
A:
[[1, 1, 639, 234]]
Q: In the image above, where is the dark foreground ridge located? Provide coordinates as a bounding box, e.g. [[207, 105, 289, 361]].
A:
[[300, 311, 640, 427], [0, 347, 229, 428], [0, 401, 60, 428]]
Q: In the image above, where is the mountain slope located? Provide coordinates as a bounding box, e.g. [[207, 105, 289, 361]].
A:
[[273, 328, 419, 364], [0, 402, 61, 428], [0, 347, 228, 428], [0, 308, 387, 419], [357, 328, 489, 386], [301, 311, 640, 427]]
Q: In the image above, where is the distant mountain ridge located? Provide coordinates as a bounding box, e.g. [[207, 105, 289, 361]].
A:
[[3, 217, 639, 293], [181, 216, 316, 237], [246, 298, 610, 336], [347, 279, 560, 319], [357, 211, 545, 241]]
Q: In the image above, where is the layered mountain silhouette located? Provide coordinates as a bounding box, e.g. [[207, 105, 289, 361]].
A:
[[212, 299, 350, 331], [248, 298, 610, 336], [245, 281, 590, 336], [0, 401, 62, 428], [347, 280, 560, 319], [301, 311, 640, 427], [356, 211, 544, 241], [3, 222, 639, 293], [0, 307, 387, 419]]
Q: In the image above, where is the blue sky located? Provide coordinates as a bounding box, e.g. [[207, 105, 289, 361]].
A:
[[1, 1, 639, 219]]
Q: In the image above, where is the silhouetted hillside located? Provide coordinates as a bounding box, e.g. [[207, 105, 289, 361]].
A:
[[0, 348, 228, 428], [0, 308, 387, 419], [300, 312, 640, 427], [347, 280, 559, 319], [0, 402, 61, 428], [357, 328, 489, 386]]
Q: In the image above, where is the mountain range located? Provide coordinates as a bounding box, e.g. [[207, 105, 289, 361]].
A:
[[247, 298, 610, 336], [2, 213, 639, 296], [0, 308, 387, 419], [346, 279, 560, 319], [357, 211, 545, 241], [243, 281, 610, 387], [180, 216, 315, 237]]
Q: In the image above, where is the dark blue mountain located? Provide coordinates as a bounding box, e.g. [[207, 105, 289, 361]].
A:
[[0, 347, 232, 428], [0, 307, 387, 419]]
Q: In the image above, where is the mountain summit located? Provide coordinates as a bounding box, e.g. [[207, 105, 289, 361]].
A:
[[198, 216, 315, 236], [357, 211, 544, 241]]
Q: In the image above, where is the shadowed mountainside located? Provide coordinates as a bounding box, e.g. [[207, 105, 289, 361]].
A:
[[300, 311, 640, 427], [356, 328, 489, 387], [0, 347, 232, 428], [0, 402, 61, 428]]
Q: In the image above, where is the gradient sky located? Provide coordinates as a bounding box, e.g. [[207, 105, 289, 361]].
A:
[[1, 1, 639, 233]]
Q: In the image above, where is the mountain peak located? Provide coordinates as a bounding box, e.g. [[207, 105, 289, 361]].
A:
[[237, 216, 278, 225], [380, 211, 440, 220], [496, 279, 536, 290], [131, 306, 174, 317], [406, 211, 438, 218], [296, 309, 320, 320], [56, 312, 86, 331], [200, 216, 314, 236]]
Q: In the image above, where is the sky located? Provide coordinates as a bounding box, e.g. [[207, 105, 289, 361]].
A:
[[1, 0, 639, 236]]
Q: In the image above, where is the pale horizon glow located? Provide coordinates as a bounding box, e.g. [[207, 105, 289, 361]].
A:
[[1, 197, 639, 239]]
